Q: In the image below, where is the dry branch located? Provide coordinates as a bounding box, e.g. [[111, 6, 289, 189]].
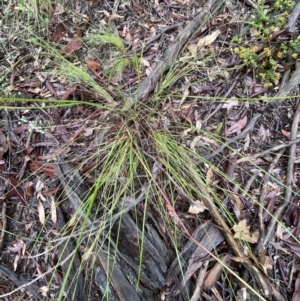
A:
[[194, 177, 285, 301], [277, 66, 300, 97], [286, 2, 300, 31], [262, 101, 300, 248], [123, 0, 224, 109]]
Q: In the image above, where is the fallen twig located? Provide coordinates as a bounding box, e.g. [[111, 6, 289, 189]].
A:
[[190, 260, 209, 301], [277, 65, 300, 97], [255, 149, 285, 255], [286, 2, 300, 31], [0, 264, 41, 300], [193, 175, 285, 301], [262, 101, 300, 248], [236, 137, 300, 164], [122, 0, 223, 109], [0, 202, 7, 251]]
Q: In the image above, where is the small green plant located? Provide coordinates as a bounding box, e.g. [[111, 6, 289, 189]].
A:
[[232, 0, 298, 87]]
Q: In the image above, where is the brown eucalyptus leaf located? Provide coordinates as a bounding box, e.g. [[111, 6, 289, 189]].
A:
[[63, 31, 82, 55]]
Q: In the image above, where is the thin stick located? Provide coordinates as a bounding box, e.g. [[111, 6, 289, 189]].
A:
[[237, 137, 300, 164], [122, 0, 223, 109], [255, 149, 285, 254], [0, 202, 7, 251], [262, 102, 300, 247]]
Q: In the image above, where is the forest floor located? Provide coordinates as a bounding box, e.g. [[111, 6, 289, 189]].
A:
[[1, 0, 300, 300]]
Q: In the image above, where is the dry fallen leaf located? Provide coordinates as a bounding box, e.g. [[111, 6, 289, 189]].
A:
[[231, 256, 249, 263], [152, 160, 163, 180], [13, 254, 20, 271], [35, 179, 44, 192], [233, 219, 259, 243], [187, 44, 197, 56], [237, 288, 248, 301], [258, 252, 273, 274], [188, 200, 208, 214], [226, 115, 248, 136], [86, 59, 102, 79], [38, 199, 45, 225], [206, 168, 214, 185], [222, 99, 239, 110], [276, 223, 283, 240], [38, 286, 49, 297], [50, 195, 57, 225], [8, 240, 25, 254], [62, 31, 82, 55], [141, 58, 150, 67], [197, 29, 220, 47], [203, 254, 232, 289], [50, 23, 65, 43], [281, 129, 300, 138]]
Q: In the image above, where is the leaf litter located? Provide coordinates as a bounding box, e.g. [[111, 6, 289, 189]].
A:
[[0, 0, 300, 300]]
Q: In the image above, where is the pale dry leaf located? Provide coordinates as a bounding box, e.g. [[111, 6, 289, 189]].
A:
[[141, 58, 150, 67], [84, 127, 94, 136], [188, 200, 208, 214], [152, 160, 163, 180], [118, 26, 127, 38], [243, 134, 250, 151], [21, 241, 26, 256], [35, 179, 44, 192], [182, 128, 193, 136], [187, 44, 197, 56], [226, 115, 248, 136], [38, 200, 45, 225], [222, 98, 239, 110], [82, 245, 94, 261], [190, 136, 200, 152], [232, 194, 244, 221], [25, 223, 33, 231], [175, 0, 188, 5], [179, 86, 189, 107], [124, 32, 132, 43], [37, 191, 46, 202], [206, 168, 214, 185], [38, 286, 49, 297], [199, 135, 219, 147], [258, 124, 269, 141], [13, 254, 20, 271], [258, 252, 273, 274], [146, 67, 152, 76], [50, 195, 57, 225], [276, 223, 283, 240], [195, 120, 202, 130], [233, 219, 259, 243], [231, 256, 248, 263], [237, 288, 248, 301], [197, 29, 220, 47]]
